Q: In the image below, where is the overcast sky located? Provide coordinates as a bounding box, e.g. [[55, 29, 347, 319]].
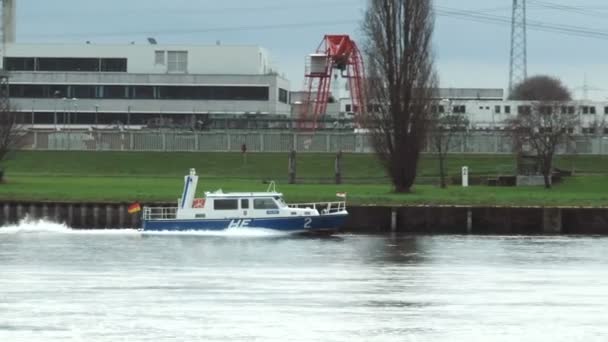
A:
[[14, 0, 608, 99]]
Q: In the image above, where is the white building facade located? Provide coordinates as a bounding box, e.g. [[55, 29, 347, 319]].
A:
[[3, 43, 291, 129]]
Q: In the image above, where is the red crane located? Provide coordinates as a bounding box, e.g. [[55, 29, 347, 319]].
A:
[[298, 35, 365, 130]]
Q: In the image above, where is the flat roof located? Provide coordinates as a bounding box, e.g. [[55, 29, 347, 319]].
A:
[[204, 192, 283, 198]]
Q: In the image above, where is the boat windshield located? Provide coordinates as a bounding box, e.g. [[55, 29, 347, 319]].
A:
[[274, 196, 287, 207]]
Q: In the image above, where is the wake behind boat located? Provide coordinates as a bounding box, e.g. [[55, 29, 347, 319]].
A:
[[141, 169, 348, 234]]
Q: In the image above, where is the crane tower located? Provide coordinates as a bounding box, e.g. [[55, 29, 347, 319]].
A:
[[299, 35, 365, 130]]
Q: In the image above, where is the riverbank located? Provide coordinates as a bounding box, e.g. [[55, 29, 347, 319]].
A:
[[1, 201, 607, 235], [1, 151, 608, 207]]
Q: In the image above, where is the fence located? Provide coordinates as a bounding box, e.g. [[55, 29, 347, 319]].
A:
[[18, 130, 608, 155]]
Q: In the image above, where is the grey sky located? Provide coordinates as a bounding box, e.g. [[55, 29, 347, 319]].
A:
[[14, 0, 608, 99]]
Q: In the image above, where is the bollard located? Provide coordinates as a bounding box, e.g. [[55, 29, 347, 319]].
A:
[[42, 204, 49, 220], [16, 204, 24, 223], [391, 208, 397, 232], [118, 205, 126, 228], [3, 203, 10, 224], [467, 208, 473, 234], [29, 204, 37, 220], [80, 205, 87, 228], [67, 205, 74, 227], [93, 205, 99, 228], [54, 204, 61, 223], [462, 166, 469, 187], [106, 205, 113, 229]]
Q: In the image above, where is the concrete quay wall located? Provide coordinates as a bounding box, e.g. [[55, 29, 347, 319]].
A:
[[1, 201, 607, 235]]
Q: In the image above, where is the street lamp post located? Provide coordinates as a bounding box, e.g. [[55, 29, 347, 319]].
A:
[[53, 90, 60, 130], [62, 97, 68, 130]]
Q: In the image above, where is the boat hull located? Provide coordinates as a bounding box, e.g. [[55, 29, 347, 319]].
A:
[[142, 214, 348, 233]]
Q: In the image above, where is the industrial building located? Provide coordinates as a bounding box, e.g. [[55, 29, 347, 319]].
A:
[[4, 43, 291, 130], [0, 0, 291, 130]]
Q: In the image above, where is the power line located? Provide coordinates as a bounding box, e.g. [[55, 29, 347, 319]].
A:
[[436, 6, 608, 40], [22, 20, 358, 39], [528, 0, 607, 18], [17, 5, 608, 42]]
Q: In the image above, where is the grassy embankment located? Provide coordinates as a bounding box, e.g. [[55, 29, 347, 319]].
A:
[[0, 151, 607, 207]]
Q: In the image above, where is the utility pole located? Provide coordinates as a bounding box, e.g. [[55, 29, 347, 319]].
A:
[[1, 0, 16, 111], [509, 0, 528, 93]]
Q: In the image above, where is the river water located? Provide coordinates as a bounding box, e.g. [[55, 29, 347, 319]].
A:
[[1, 220, 607, 342]]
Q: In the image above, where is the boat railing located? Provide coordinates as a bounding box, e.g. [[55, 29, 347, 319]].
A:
[[287, 201, 347, 214], [143, 207, 178, 220]]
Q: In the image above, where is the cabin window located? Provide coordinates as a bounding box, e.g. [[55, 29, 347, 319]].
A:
[[213, 199, 238, 210], [241, 199, 249, 209], [254, 198, 278, 210]]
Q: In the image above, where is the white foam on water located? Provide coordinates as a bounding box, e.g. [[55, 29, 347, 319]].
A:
[[0, 216, 140, 235], [0, 217, 288, 238], [142, 227, 291, 238], [0, 216, 71, 235]]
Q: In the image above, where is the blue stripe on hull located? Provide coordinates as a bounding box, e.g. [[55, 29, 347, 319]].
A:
[[142, 215, 347, 233]]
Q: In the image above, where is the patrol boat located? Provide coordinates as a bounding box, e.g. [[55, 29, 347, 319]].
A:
[[141, 169, 348, 233]]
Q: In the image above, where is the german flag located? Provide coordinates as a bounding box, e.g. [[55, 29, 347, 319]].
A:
[[128, 202, 141, 214]]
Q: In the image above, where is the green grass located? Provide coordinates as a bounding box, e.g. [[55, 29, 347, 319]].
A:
[[1, 151, 607, 206]]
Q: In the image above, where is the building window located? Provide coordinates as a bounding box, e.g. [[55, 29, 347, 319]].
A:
[[45, 85, 69, 98], [453, 105, 466, 114], [71, 85, 97, 98], [155, 51, 165, 65], [604, 106, 608, 115], [568, 106, 575, 114], [100, 58, 127, 72], [241, 199, 249, 209], [9, 84, 44, 98], [582, 127, 596, 134], [103, 85, 128, 99], [167, 51, 188, 73], [345, 104, 352, 112], [254, 198, 278, 210], [494, 105, 501, 114], [278, 88, 289, 104], [38, 58, 100, 72], [518, 106, 531, 115], [4, 57, 35, 71], [213, 199, 238, 210], [130, 86, 154, 99], [582, 106, 589, 114], [505, 105, 511, 114], [590, 106, 596, 114]]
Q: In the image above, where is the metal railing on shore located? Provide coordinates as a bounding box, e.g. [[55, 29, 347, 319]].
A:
[[16, 130, 608, 155]]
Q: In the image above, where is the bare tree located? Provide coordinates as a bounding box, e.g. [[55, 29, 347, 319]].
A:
[[430, 104, 468, 188], [362, 0, 437, 193], [0, 108, 24, 180], [508, 102, 579, 188], [509, 75, 572, 101]]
